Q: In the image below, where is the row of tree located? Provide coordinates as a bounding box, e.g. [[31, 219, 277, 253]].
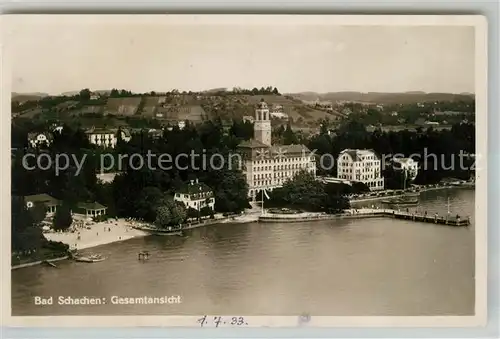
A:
[[11, 197, 69, 255], [266, 171, 350, 213]]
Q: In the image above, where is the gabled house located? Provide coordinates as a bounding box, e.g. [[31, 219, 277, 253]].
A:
[[174, 179, 215, 211]]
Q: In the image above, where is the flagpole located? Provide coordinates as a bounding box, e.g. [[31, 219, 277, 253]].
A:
[[261, 189, 264, 216]]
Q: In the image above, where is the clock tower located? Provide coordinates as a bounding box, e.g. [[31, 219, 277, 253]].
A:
[[254, 99, 271, 146]]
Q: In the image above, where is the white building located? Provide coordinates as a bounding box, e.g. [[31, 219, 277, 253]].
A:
[[73, 202, 108, 220], [270, 111, 289, 120], [337, 149, 384, 191], [27, 132, 53, 148], [238, 99, 316, 200], [174, 179, 215, 211], [85, 128, 131, 148], [392, 157, 419, 181]]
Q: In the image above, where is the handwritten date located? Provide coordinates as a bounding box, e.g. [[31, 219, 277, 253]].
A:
[[197, 315, 248, 327]]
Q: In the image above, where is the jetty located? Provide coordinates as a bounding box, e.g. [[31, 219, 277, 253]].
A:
[[259, 208, 470, 227], [384, 209, 470, 226]]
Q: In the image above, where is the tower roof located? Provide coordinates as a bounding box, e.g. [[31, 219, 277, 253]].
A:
[[257, 99, 268, 109]]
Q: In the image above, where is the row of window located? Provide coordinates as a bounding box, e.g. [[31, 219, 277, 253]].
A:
[[367, 180, 384, 187], [252, 178, 290, 187], [253, 157, 314, 165], [338, 175, 384, 187], [338, 161, 380, 167], [254, 170, 306, 180], [354, 174, 381, 180], [253, 163, 311, 172], [174, 193, 212, 200]]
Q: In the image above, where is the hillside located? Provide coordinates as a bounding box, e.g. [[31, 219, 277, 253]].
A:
[[199, 94, 341, 122], [105, 97, 142, 116], [11, 92, 49, 102], [288, 91, 475, 105]]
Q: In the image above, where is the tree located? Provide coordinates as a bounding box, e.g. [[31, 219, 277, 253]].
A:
[[155, 205, 173, 228], [136, 187, 164, 222], [200, 205, 214, 218], [53, 203, 73, 231], [283, 122, 299, 145], [170, 203, 187, 225], [154, 198, 187, 228], [207, 169, 249, 213], [187, 207, 199, 220], [79, 88, 91, 101], [12, 196, 44, 251], [110, 88, 120, 97], [30, 202, 47, 226], [268, 171, 350, 213]]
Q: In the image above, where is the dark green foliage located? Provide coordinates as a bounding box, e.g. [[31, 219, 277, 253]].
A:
[[53, 203, 73, 231], [267, 171, 350, 213]]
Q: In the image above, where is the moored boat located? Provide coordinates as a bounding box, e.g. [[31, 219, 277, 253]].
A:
[[74, 253, 106, 263], [382, 192, 420, 206]]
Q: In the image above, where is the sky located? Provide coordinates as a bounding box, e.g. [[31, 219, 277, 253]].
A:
[[6, 16, 476, 95]]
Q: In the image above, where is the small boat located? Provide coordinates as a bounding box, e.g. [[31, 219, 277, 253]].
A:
[[138, 251, 151, 260], [382, 193, 420, 206], [42, 260, 58, 268], [74, 253, 106, 263], [383, 170, 420, 205], [402, 191, 420, 197]]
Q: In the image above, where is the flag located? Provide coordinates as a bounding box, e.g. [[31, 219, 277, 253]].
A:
[[263, 189, 270, 200]]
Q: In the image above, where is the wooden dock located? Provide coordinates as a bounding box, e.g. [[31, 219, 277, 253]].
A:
[[385, 210, 470, 226], [259, 209, 471, 227]]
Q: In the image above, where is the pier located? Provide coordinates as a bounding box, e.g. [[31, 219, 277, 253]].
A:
[[385, 210, 470, 226], [258, 208, 471, 227]]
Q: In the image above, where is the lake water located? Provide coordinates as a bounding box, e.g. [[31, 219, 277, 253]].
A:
[[11, 188, 475, 316]]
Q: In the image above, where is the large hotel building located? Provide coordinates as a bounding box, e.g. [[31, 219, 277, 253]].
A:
[[237, 99, 316, 200]]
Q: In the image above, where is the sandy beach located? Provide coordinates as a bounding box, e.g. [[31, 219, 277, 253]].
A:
[[44, 219, 149, 250]]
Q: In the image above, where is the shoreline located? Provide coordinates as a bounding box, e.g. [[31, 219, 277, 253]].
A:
[[132, 213, 260, 234], [13, 185, 474, 269], [350, 183, 474, 204], [12, 255, 69, 270]]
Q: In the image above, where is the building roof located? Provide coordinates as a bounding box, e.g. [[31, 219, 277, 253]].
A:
[[24, 194, 60, 206], [237, 139, 271, 149], [177, 181, 213, 196], [270, 144, 311, 155], [257, 99, 268, 109], [340, 149, 379, 161], [77, 201, 107, 210], [85, 127, 117, 134]]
